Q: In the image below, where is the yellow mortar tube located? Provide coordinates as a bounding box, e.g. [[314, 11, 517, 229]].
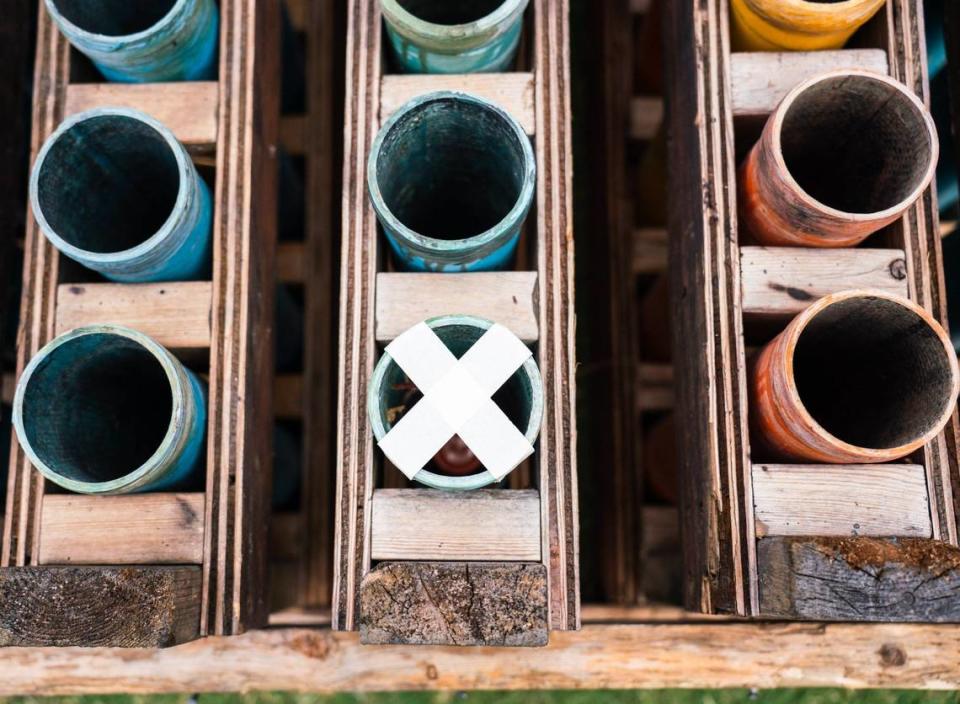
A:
[[729, 0, 886, 52]]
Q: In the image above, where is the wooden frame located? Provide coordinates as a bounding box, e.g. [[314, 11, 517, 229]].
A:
[[333, 0, 578, 642], [1, 0, 280, 646], [664, 0, 960, 619]]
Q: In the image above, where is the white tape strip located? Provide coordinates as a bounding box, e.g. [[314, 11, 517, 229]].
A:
[[378, 322, 534, 481]]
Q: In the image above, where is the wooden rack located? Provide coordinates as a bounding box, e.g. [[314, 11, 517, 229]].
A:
[[665, 0, 960, 619], [333, 0, 578, 644], [0, 0, 279, 646]]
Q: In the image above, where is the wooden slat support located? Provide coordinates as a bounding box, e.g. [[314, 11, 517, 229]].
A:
[[64, 82, 218, 150], [637, 363, 674, 412], [370, 489, 541, 562], [0, 566, 202, 647], [280, 115, 305, 155], [629, 96, 663, 141], [1, 374, 12, 405], [633, 227, 668, 275], [274, 373, 303, 419], [758, 537, 960, 621], [381, 73, 536, 135], [54, 282, 212, 349], [740, 247, 909, 318], [38, 494, 205, 565], [375, 272, 539, 343], [276, 242, 305, 284], [752, 465, 931, 538]]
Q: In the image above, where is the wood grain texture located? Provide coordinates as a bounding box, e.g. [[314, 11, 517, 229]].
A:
[[333, 0, 381, 632], [758, 537, 960, 621], [38, 494, 205, 565], [752, 464, 931, 538], [375, 272, 539, 342], [370, 489, 541, 561], [740, 247, 909, 317], [0, 566, 201, 647], [381, 73, 535, 134], [664, 0, 755, 615], [359, 562, 548, 646], [64, 82, 218, 150], [633, 227, 668, 274], [534, 0, 580, 632], [3, 0, 68, 569], [54, 282, 212, 349], [201, 0, 281, 637]]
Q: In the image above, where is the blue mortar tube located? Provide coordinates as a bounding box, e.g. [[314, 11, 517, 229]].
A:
[[926, 0, 947, 79], [381, 0, 528, 74], [13, 325, 206, 495], [30, 108, 212, 283], [45, 0, 218, 83], [368, 314, 543, 490], [367, 91, 535, 272]]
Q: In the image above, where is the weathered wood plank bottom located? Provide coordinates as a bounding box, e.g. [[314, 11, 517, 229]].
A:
[[0, 566, 201, 647], [758, 537, 960, 622], [359, 562, 548, 646]]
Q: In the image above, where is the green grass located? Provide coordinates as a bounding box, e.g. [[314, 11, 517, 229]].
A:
[[4, 692, 960, 704]]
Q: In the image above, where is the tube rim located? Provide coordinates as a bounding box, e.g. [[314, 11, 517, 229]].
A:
[[12, 324, 194, 494], [380, 0, 528, 53], [769, 69, 938, 225], [367, 90, 536, 260], [367, 314, 543, 490], [29, 107, 196, 269], [777, 290, 959, 461], [44, 0, 190, 43]]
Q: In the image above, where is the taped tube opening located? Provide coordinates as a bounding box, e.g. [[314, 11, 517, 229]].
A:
[[20, 333, 174, 483], [792, 296, 955, 450], [36, 114, 181, 255], [396, 0, 507, 25], [779, 74, 934, 215], [375, 95, 527, 240], [48, 0, 177, 36]]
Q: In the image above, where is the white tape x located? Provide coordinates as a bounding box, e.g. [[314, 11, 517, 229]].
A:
[[378, 321, 534, 481]]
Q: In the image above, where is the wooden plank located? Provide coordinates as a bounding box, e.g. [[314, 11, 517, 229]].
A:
[[268, 511, 302, 563], [740, 247, 910, 318], [629, 96, 663, 141], [54, 282, 212, 349], [280, 114, 305, 155], [534, 0, 579, 633], [277, 242, 305, 284], [633, 227, 668, 274], [630, 0, 651, 13], [360, 562, 548, 646], [729, 50, 889, 117], [381, 73, 536, 135], [274, 373, 303, 419], [285, 0, 306, 31], [752, 465, 931, 538], [64, 82, 218, 150], [637, 363, 674, 412], [375, 272, 539, 343], [663, 0, 755, 616], [1, 373, 12, 404], [201, 0, 281, 637], [10, 621, 960, 691], [370, 489, 541, 562], [758, 537, 960, 621], [38, 494, 205, 565], [0, 565, 201, 647]]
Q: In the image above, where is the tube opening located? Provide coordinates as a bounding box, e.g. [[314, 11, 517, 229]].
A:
[[377, 323, 534, 478], [36, 114, 181, 255], [376, 96, 527, 240], [792, 296, 955, 450], [780, 75, 933, 215], [21, 333, 174, 483], [49, 0, 177, 36], [396, 0, 507, 25]]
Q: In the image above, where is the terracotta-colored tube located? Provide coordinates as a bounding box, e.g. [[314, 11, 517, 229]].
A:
[[739, 70, 938, 248], [729, 0, 885, 52], [750, 290, 959, 464]]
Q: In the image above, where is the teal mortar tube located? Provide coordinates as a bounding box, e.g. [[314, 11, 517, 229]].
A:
[[45, 0, 218, 82], [367, 91, 535, 272], [30, 108, 212, 283], [13, 325, 206, 495], [381, 0, 528, 74]]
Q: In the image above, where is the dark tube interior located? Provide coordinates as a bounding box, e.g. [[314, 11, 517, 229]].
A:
[[376, 96, 526, 240], [792, 297, 954, 449], [397, 0, 507, 25], [780, 75, 933, 214], [50, 0, 176, 36], [378, 323, 533, 476], [37, 115, 180, 254], [21, 333, 173, 483]]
